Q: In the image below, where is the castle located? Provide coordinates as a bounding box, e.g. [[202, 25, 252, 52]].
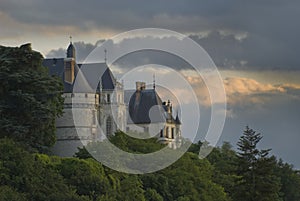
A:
[[43, 41, 182, 156]]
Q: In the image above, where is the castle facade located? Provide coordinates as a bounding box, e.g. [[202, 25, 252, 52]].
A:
[[43, 42, 181, 156]]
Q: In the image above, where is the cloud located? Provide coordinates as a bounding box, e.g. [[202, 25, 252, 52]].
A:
[[224, 77, 286, 95], [46, 29, 300, 71], [179, 74, 300, 109], [2, 0, 300, 70], [47, 40, 104, 62], [221, 77, 300, 119]]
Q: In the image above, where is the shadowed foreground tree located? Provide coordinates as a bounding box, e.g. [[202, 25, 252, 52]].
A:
[[0, 138, 88, 201], [0, 44, 64, 151]]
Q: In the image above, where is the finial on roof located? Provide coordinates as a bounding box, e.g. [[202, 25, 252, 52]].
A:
[[153, 74, 156, 89], [104, 48, 107, 63], [69, 36, 72, 43]]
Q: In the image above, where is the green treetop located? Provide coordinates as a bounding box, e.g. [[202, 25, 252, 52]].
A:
[[0, 44, 64, 151]]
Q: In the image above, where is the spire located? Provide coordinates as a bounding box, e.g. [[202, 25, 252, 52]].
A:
[[67, 36, 76, 59], [104, 48, 107, 63], [175, 111, 181, 125], [153, 74, 156, 89]]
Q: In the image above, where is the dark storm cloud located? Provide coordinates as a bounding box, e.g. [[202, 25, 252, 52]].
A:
[[46, 39, 195, 70], [192, 31, 300, 70], [47, 30, 300, 70], [2, 0, 300, 34], [19, 0, 298, 69], [47, 40, 105, 62]]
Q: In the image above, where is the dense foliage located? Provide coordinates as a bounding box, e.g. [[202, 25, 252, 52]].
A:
[[0, 44, 63, 151], [1, 44, 300, 201], [1, 130, 300, 201]]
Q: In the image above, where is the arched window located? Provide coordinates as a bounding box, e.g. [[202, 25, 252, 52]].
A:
[[166, 127, 169, 138], [106, 116, 112, 136], [107, 94, 111, 103], [171, 128, 175, 139]]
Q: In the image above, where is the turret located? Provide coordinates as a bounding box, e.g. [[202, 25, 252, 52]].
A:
[[64, 39, 76, 83], [66, 42, 76, 59]]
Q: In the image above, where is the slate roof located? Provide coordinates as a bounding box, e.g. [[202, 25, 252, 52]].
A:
[[78, 63, 116, 91], [42, 58, 78, 93], [175, 114, 181, 125], [43, 59, 116, 93], [67, 43, 75, 58], [125, 89, 178, 125]]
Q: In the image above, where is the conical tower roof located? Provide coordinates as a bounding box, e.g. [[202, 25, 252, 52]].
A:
[[66, 42, 76, 58]]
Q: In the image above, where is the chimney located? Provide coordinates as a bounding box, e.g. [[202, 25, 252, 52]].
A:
[[166, 100, 172, 122], [167, 100, 171, 113], [136, 82, 146, 91]]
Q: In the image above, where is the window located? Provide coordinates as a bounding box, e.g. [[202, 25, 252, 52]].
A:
[[106, 116, 112, 136], [92, 110, 96, 125], [166, 127, 169, 138], [118, 94, 121, 103], [107, 94, 110, 103], [171, 128, 175, 139]]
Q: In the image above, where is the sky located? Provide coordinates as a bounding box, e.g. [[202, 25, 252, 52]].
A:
[[1, 0, 300, 167]]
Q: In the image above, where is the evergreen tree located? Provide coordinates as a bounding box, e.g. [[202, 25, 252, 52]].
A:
[[234, 126, 281, 201]]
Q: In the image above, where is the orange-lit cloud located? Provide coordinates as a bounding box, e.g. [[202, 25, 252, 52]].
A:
[[180, 72, 300, 107], [224, 77, 286, 95]]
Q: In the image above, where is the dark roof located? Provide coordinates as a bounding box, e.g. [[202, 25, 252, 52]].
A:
[[126, 89, 167, 124], [43, 58, 79, 93], [43, 59, 116, 93], [175, 114, 181, 125], [78, 63, 116, 91], [67, 42, 75, 58]]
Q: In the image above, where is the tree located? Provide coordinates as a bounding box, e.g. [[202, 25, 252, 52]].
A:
[[57, 158, 112, 200], [0, 185, 27, 201], [141, 152, 230, 201], [118, 176, 146, 201], [0, 44, 64, 150], [0, 138, 88, 201], [144, 188, 163, 201], [275, 159, 300, 201], [234, 126, 281, 201], [207, 142, 239, 199]]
